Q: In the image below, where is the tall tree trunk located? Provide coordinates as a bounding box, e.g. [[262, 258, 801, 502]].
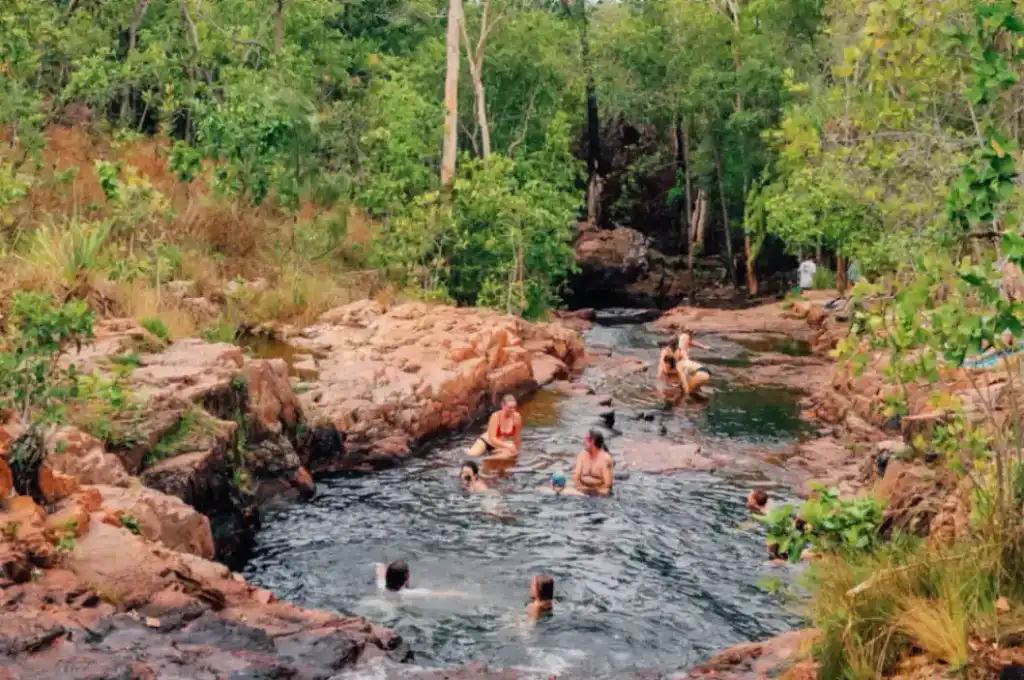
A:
[[836, 254, 847, 294], [275, 0, 284, 53], [579, 0, 601, 224], [714, 144, 738, 288], [459, 0, 491, 158], [121, 0, 150, 121], [743, 168, 757, 296], [441, 0, 464, 189], [679, 117, 696, 302]]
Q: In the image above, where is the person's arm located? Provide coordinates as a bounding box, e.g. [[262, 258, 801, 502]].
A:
[[482, 413, 512, 453], [513, 413, 522, 452], [596, 457, 613, 495], [692, 339, 711, 351], [572, 453, 586, 490]]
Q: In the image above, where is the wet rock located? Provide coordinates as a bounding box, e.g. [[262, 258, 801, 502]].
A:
[[593, 308, 662, 325], [531, 354, 568, 386], [619, 440, 726, 473], [290, 302, 583, 468], [683, 630, 819, 679]]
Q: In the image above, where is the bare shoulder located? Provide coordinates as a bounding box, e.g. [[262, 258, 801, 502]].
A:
[[602, 451, 614, 467], [514, 412, 523, 424]]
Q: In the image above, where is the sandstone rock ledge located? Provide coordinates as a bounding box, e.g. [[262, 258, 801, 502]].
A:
[[284, 301, 585, 469], [0, 491, 403, 679]]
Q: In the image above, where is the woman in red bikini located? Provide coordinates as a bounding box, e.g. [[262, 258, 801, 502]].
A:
[[468, 393, 522, 459]]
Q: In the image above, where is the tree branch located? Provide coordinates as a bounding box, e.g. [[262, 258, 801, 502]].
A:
[[508, 86, 538, 157]]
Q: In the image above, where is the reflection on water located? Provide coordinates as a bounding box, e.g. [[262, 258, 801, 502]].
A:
[[239, 335, 319, 379], [243, 321, 808, 676]]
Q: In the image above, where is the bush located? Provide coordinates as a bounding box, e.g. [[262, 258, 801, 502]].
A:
[[0, 292, 94, 427], [372, 114, 582, 319], [139, 316, 170, 343], [760, 487, 883, 562], [812, 266, 836, 290]]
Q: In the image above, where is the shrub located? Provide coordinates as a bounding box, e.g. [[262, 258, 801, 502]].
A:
[[811, 266, 836, 290], [0, 292, 94, 427], [139, 316, 170, 343]]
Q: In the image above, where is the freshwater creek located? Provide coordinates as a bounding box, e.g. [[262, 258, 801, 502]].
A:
[[242, 320, 810, 677]]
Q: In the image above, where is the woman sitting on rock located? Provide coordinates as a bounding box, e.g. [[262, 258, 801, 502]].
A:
[[468, 393, 522, 459], [658, 332, 711, 397]]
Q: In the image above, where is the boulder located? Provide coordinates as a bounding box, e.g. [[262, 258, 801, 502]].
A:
[[39, 427, 130, 504], [569, 225, 686, 309], [86, 484, 215, 559], [292, 302, 583, 468]]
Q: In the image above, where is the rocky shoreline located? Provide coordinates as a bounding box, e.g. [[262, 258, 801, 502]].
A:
[[0, 292, 979, 679], [0, 300, 583, 678]]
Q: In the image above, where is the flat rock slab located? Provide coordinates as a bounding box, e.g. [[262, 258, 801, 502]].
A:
[[618, 439, 727, 473]]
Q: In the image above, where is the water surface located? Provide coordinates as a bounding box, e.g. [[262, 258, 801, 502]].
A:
[[243, 322, 806, 676]]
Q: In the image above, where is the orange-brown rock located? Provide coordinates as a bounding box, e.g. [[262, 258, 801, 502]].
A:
[[39, 427, 130, 504], [0, 458, 11, 499], [684, 630, 820, 679], [85, 484, 215, 559], [287, 301, 584, 466], [0, 494, 404, 678]]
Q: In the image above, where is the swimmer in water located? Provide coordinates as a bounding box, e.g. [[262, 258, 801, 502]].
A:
[[537, 470, 582, 496], [573, 430, 614, 495], [527, 573, 555, 621], [467, 393, 522, 460], [375, 560, 466, 597], [747, 488, 770, 515], [460, 461, 489, 493]]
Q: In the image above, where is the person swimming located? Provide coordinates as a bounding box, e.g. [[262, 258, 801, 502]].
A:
[[537, 470, 582, 496], [527, 573, 555, 621], [573, 430, 614, 495], [460, 461, 489, 493], [468, 393, 522, 459], [375, 560, 466, 597], [747, 488, 770, 515]]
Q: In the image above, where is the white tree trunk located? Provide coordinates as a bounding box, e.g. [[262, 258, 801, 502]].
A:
[[441, 0, 464, 188]]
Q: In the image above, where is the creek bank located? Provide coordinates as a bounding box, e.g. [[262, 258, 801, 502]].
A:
[[271, 300, 585, 471], [0, 302, 587, 679], [0, 490, 403, 679]]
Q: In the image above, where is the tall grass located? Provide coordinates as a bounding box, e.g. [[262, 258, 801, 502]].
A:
[[808, 530, 1024, 678], [20, 218, 111, 291]]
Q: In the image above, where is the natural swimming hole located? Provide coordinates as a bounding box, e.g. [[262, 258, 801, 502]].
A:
[[242, 323, 807, 676]]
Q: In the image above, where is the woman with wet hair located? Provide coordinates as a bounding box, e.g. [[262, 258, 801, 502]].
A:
[[468, 393, 522, 459], [573, 429, 614, 495]]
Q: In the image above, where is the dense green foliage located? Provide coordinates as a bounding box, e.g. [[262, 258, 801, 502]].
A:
[[0, 293, 94, 427], [761, 487, 884, 562]]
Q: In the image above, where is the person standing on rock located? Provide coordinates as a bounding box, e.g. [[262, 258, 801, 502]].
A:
[[573, 430, 614, 495], [468, 393, 522, 459]]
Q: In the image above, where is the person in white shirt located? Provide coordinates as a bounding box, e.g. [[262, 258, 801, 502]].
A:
[[798, 259, 817, 290]]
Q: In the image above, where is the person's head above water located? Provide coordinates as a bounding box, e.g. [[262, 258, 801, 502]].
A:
[[384, 560, 410, 591], [585, 429, 608, 455], [500, 392, 518, 415], [550, 470, 566, 490], [460, 460, 480, 488], [532, 573, 554, 603], [747, 488, 769, 512]]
